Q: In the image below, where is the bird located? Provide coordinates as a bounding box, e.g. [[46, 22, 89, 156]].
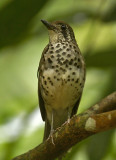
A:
[[37, 20, 86, 143]]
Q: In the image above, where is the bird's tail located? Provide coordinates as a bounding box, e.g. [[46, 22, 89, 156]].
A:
[[43, 118, 51, 141]]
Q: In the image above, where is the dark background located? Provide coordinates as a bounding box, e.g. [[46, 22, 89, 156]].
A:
[[0, 0, 116, 160]]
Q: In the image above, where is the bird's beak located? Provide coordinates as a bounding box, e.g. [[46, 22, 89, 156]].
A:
[[41, 20, 56, 30]]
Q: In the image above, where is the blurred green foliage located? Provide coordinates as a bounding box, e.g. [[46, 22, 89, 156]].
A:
[[0, 0, 116, 160]]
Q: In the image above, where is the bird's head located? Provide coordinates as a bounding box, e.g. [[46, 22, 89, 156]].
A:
[[41, 20, 76, 44]]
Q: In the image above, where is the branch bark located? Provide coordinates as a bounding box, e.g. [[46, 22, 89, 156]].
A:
[[12, 92, 116, 160]]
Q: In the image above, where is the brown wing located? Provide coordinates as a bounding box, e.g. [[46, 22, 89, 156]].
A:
[[71, 49, 86, 117], [71, 94, 82, 117], [37, 44, 49, 121], [38, 83, 46, 121]]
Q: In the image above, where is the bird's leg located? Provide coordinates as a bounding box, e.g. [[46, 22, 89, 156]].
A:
[[51, 110, 54, 132], [67, 107, 71, 124], [49, 110, 55, 145]]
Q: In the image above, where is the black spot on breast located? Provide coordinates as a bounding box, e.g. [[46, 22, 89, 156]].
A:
[[67, 54, 71, 57], [50, 51, 53, 54], [59, 67, 65, 73], [78, 58, 80, 62], [60, 61, 63, 65], [44, 81, 47, 85], [56, 50, 60, 53], [54, 76, 56, 79], [66, 48, 70, 51], [57, 58, 62, 65], [69, 60, 73, 65], [72, 78, 74, 81], [75, 79, 79, 83], [62, 52, 66, 55], [57, 57, 60, 62], [66, 43, 68, 46], [63, 46, 66, 49], [55, 69, 59, 72], [60, 67, 63, 70], [56, 65, 59, 68], [63, 59, 69, 64], [48, 58, 52, 63], [51, 55, 54, 58], [49, 81, 53, 86], [56, 48, 62, 53], [61, 57, 64, 61], [51, 47, 54, 49], [56, 44, 60, 48], [57, 54, 61, 57], [65, 64, 68, 67], [74, 62, 77, 66], [77, 65, 80, 68], [72, 72, 75, 75]]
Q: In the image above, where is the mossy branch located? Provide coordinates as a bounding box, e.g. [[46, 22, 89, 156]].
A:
[[12, 92, 116, 160]]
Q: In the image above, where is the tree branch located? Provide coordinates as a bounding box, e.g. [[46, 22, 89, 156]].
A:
[[12, 92, 116, 160], [85, 91, 116, 114]]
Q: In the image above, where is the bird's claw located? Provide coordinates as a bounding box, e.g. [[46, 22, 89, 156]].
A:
[[48, 130, 55, 146], [67, 118, 70, 124]]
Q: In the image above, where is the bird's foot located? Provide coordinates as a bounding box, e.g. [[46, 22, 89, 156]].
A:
[[48, 129, 55, 146], [67, 117, 70, 124]]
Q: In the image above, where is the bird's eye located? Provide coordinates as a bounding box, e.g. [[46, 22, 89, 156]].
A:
[[61, 24, 66, 30]]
